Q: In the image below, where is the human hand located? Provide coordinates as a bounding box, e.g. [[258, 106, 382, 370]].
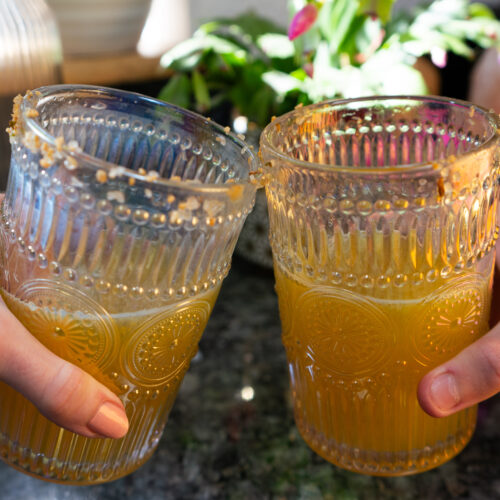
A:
[[0, 192, 128, 439], [0, 299, 129, 438], [0, 297, 129, 438], [418, 245, 500, 417]]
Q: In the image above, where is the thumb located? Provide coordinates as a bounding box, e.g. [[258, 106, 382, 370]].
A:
[[418, 321, 500, 418], [0, 299, 129, 439]]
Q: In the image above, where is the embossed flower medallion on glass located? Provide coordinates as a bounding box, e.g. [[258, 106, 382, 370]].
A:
[[11, 279, 118, 369], [123, 300, 211, 387], [413, 275, 488, 363], [294, 287, 395, 377]]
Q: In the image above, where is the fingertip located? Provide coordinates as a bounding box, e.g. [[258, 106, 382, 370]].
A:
[[417, 369, 461, 418], [417, 372, 443, 418], [36, 361, 129, 439], [87, 401, 129, 439]]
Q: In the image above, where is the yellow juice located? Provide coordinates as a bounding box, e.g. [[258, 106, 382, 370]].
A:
[[274, 262, 492, 475], [0, 285, 219, 484]]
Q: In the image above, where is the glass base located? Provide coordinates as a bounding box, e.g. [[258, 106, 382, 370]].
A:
[[0, 381, 168, 485], [0, 441, 156, 485], [296, 416, 476, 477], [0, 430, 158, 485]]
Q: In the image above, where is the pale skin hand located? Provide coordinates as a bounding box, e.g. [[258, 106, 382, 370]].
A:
[[418, 244, 500, 417], [0, 195, 128, 439]]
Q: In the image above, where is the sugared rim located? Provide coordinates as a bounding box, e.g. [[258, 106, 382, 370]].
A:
[[260, 95, 500, 175], [20, 84, 259, 194]]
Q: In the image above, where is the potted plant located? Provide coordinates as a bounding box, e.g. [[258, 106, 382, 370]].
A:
[[158, 0, 500, 266]]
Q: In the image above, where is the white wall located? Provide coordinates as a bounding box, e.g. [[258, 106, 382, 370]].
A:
[[189, 0, 288, 30]]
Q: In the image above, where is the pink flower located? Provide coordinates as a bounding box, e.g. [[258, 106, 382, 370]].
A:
[[288, 3, 318, 41], [430, 46, 447, 68]]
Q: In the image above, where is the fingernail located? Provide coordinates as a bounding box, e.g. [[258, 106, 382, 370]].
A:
[[430, 372, 461, 412], [88, 402, 129, 439]]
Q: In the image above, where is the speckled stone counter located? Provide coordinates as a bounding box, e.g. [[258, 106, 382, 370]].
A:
[[1, 258, 500, 500]]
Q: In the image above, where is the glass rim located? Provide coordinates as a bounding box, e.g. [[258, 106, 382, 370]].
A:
[[260, 95, 500, 175], [20, 84, 259, 195]]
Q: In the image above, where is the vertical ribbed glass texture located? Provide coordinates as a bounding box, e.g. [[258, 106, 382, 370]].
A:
[[0, 0, 62, 189], [261, 96, 500, 476], [0, 85, 257, 484]]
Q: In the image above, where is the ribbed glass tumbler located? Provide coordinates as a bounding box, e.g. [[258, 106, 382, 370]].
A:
[[260, 96, 500, 476], [0, 85, 257, 484]]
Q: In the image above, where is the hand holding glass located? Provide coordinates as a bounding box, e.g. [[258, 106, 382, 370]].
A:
[[0, 86, 257, 483], [261, 96, 500, 475]]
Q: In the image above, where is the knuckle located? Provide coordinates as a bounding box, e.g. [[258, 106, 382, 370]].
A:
[[40, 363, 87, 420], [476, 338, 500, 390]]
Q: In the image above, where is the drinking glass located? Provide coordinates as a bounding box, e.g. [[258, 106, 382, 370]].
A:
[[0, 85, 257, 484], [0, 0, 62, 188], [260, 96, 500, 476]]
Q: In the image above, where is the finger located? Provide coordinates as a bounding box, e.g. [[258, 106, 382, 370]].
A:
[[418, 322, 500, 417], [0, 300, 129, 438]]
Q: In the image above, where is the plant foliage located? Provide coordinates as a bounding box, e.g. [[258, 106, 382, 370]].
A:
[[158, 0, 500, 126]]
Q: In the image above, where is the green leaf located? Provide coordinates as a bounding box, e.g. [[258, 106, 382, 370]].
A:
[[192, 70, 211, 113], [257, 34, 295, 59], [440, 32, 474, 58], [219, 52, 246, 70], [441, 18, 500, 49], [354, 15, 384, 59], [249, 87, 276, 127], [199, 11, 285, 42], [290, 68, 308, 81], [160, 35, 247, 69], [337, 14, 366, 57], [375, 63, 428, 94], [469, 3, 496, 19], [318, 0, 359, 53], [197, 23, 265, 60], [401, 38, 435, 57], [358, 0, 396, 23], [312, 41, 333, 77], [262, 71, 303, 96], [360, 47, 427, 94], [157, 74, 191, 109]]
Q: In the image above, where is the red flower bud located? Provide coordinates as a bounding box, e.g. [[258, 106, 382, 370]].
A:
[[288, 4, 318, 41]]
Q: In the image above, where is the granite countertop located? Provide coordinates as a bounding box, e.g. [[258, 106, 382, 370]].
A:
[[1, 258, 500, 500]]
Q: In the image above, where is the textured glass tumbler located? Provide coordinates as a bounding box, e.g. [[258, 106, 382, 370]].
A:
[[0, 85, 257, 484], [0, 0, 62, 189], [261, 96, 500, 476]]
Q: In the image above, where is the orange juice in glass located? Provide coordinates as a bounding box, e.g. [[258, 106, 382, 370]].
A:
[[261, 96, 500, 475], [0, 85, 257, 483]]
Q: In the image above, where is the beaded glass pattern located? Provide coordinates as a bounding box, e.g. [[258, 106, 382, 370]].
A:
[[261, 96, 500, 476], [0, 85, 257, 483]]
